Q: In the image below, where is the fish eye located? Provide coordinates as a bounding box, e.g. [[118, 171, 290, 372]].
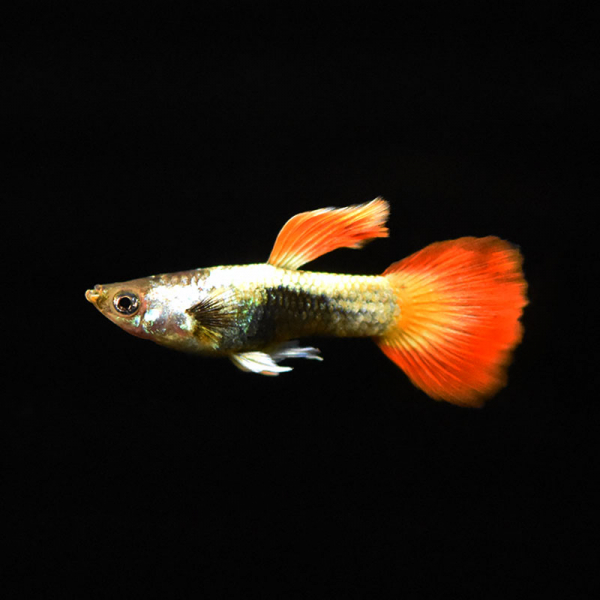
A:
[[113, 291, 139, 315]]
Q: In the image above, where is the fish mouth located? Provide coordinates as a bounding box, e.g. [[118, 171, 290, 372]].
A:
[[85, 284, 104, 305]]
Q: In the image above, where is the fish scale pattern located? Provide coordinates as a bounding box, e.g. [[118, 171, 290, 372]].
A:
[[256, 269, 398, 340]]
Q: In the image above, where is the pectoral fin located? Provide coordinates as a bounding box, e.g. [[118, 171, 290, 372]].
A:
[[267, 198, 390, 270], [187, 289, 236, 347], [230, 342, 322, 376]]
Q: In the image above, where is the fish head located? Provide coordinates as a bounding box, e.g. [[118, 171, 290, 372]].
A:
[[85, 278, 151, 340]]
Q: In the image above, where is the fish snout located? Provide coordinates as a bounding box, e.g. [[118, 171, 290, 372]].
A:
[[85, 284, 104, 304]]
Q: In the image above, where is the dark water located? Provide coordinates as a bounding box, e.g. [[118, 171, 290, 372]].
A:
[[7, 3, 594, 597]]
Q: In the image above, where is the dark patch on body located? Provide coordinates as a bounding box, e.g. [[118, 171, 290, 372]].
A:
[[249, 285, 365, 342]]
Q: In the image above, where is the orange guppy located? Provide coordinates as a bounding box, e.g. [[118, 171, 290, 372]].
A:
[[86, 199, 527, 407]]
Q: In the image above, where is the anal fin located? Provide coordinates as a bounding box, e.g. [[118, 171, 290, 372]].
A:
[[230, 342, 322, 376]]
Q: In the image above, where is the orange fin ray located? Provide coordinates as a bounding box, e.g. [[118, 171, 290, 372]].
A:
[[268, 198, 389, 270], [376, 237, 528, 407]]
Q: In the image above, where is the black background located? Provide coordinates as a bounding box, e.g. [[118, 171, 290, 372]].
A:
[[6, 2, 596, 597]]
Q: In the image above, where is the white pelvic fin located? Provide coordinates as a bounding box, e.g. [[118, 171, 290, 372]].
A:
[[230, 342, 322, 376]]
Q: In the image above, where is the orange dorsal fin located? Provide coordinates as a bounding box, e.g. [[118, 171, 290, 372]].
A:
[[376, 237, 528, 407], [268, 198, 390, 270]]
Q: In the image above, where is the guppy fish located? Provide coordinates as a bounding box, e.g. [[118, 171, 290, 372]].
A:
[[86, 199, 527, 407]]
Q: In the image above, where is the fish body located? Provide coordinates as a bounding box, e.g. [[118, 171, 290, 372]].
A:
[[86, 199, 528, 406], [88, 265, 397, 354]]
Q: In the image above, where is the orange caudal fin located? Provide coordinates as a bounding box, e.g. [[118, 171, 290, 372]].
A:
[[376, 237, 528, 407], [268, 198, 389, 270]]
